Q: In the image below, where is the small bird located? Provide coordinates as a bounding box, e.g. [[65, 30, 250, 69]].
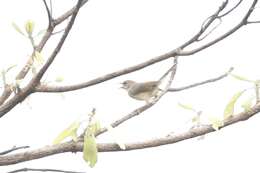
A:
[[121, 80, 161, 103]]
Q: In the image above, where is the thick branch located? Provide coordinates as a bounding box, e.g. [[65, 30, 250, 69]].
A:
[[1, 102, 259, 166]]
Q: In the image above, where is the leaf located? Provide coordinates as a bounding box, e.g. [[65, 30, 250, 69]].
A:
[[25, 20, 35, 35], [241, 97, 254, 111], [33, 51, 44, 65], [223, 90, 245, 119], [12, 22, 25, 36], [89, 121, 101, 135], [53, 121, 80, 144], [208, 116, 224, 130], [178, 103, 196, 112], [230, 74, 254, 83], [83, 134, 98, 168]]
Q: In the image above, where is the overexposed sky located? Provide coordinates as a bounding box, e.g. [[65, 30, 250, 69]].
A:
[[1, 0, 260, 172]]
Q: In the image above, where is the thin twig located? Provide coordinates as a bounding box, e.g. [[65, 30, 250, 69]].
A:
[[0, 146, 29, 155], [168, 67, 233, 92], [42, 0, 53, 28], [6, 168, 85, 173]]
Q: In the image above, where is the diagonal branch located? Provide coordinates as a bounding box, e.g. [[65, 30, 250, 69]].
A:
[[0, 0, 84, 118], [1, 102, 259, 166], [168, 67, 233, 92]]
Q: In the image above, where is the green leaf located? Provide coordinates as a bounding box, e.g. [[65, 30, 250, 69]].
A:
[[223, 90, 245, 119], [83, 134, 98, 168], [25, 20, 35, 35], [241, 97, 254, 111], [230, 74, 254, 83], [178, 103, 195, 112], [12, 22, 25, 36], [208, 116, 224, 130], [53, 121, 80, 144]]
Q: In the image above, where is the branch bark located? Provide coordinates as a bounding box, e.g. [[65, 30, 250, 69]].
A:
[[1, 102, 259, 166]]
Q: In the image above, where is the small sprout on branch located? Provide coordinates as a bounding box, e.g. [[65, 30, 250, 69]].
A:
[[208, 116, 224, 130], [25, 20, 35, 36], [33, 51, 44, 65]]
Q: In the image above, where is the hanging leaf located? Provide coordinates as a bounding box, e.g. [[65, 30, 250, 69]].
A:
[[83, 133, 98, 168], [53, 121, 80, 144], [230, 74, 254, 83], [178, 103, 196, 112], [208, 116, 224, 130], [223, 90, 245, 119], [12, 22, 25, 36], [25, 20, 35, 35], [241, 96, 254, 111]]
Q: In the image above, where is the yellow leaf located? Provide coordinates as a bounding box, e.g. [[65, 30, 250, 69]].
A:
[[223, 90, 245, 119], [25, 20, 35, 35], [83, 134, 98, 168], [53, 121, 80, 144]]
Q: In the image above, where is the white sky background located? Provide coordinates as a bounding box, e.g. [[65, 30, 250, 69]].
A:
[[1, 0, 260, 172]]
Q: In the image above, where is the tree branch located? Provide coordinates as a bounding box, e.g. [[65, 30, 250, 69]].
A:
[[1, 102, 259, 166], [6, 168, 85, 173], [168, 67, 233, 92], [0, 146, 29, 155], [0, 0, 84, 118], [34, 1, 259, 93]]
